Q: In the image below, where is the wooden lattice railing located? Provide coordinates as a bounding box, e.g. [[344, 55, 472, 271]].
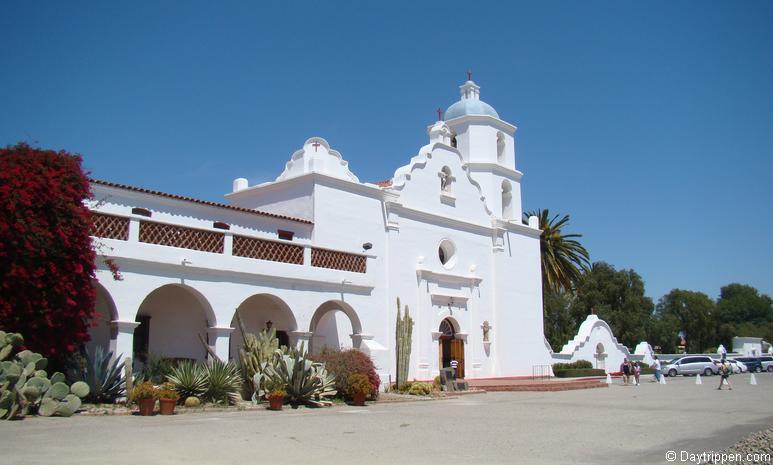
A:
[[90, 213, 130, 240], [311, 248, 366, 273], [232, 235, 304, 265], [138, 221, 224, 253], [89, 212, 367, 273]]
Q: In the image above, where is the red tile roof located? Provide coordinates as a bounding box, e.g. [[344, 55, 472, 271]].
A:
[[90, 179, 313, 225], [374, 179, 393, 187]]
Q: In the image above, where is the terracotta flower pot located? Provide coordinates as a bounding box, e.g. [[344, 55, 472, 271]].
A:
[[159, 398, 177, 415], [352, 392, 366, 406], [268, 396, 284, 411], [137, 397, 156, 416]]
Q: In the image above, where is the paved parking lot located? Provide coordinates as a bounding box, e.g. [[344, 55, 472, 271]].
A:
[[2, 373, 772, 465]]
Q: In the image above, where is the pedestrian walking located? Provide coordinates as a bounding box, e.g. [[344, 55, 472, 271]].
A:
[[651, 356, 662, 382], [633, 361, 641, 386], [620, 359, 631, 385], [718, 358, 733, 390]]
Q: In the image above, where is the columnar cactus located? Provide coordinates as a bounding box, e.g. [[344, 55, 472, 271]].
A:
[[395, 298, 413, 389], [0, 330, 90, 419]]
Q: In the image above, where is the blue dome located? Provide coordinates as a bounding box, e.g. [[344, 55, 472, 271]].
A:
[[443, 80, 499, 120], [444, 99, 499, 120]]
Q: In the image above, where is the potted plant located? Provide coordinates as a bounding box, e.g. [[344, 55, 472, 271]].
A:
[[130, 381, 158, 416], [346, 373, 373, 406], [265, 380, 286, 411], [157, 383, 180, 415], [266, 388, 286, 411]]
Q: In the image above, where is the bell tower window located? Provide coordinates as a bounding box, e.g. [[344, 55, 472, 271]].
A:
[[497, 132, 505, 163], [501, 180, 513, 220]]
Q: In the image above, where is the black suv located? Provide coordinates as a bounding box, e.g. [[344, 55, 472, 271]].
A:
[[735, 357, 764, 373]]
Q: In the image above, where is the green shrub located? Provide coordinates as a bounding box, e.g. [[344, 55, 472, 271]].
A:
[[552, 368, 606, 378], [397, 380, 414, 393], [137, 354, 178, 384], [346, 373, 373, 397], [552, 360, 593, 371], [407, 382, 433, 396]]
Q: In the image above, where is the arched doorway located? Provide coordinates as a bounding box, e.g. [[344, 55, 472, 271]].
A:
[[134, 284, 214, 363], [439, 318, 464, 378], [230, 294, 296, 360], [86, 281, 118, 356], [309, 300, 362, 356]]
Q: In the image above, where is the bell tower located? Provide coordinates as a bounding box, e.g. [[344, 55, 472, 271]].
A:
[[443, 75, 522, 222]]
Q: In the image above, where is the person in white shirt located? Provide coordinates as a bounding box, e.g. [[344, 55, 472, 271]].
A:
[[651, 356, 661, 382]]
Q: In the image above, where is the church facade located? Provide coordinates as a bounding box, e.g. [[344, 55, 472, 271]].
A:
[[87, 78, 553, 383]]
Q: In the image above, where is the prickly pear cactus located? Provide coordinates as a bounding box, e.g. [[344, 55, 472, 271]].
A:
[[395, 298, 414, 389], [0, 331, 90, 419]]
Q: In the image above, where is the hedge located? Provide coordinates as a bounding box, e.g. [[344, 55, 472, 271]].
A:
[[552, 360, 593, 371], [553, 368, 606, 378]]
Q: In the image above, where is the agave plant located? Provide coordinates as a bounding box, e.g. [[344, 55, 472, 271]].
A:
[[203, 359, 242, 405], [254, 343, 336, 407], [166, 360, 207, 401], [65, 346, 125, 404]]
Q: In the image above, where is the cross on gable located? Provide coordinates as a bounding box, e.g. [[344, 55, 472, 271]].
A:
[[436, 108, 443, 121], [467, 69, 472, 81], [311, 141, 321, 152]]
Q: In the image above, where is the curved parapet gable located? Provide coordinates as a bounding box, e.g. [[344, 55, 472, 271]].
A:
[[389, 140, 493, 218], [276, 137, 360, 183]]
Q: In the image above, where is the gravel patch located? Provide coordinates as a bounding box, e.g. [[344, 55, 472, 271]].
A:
[[701, 427, 773, 464]]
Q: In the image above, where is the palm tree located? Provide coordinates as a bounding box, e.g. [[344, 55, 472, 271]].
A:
[[524, 209, 590, 294]]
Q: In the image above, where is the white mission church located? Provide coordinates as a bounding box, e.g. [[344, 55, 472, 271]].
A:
[[86, 78, 555, 383]]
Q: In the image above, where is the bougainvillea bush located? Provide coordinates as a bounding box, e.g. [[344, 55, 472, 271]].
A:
[[0, 143, 96, 361], [312, 348, 380, 398]]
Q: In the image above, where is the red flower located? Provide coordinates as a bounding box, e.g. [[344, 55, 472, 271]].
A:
[[0, 143, 97, 363]]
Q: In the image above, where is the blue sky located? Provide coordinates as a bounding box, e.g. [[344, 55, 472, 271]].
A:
[[2, 1, 771, 302]]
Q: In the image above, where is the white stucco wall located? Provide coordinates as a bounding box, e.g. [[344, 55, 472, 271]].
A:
[[88, 80, 553, 383]]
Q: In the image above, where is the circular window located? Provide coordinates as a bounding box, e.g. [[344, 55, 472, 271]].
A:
[[438, 240, 457, 269]]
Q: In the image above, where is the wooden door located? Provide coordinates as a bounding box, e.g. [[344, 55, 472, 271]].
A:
[[451, 339, 465, 379]]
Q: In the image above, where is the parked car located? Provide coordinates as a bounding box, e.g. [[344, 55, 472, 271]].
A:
[[716, 358, 747, 373], [759, 356, 773, 372], [664, 356, 719, 377], [735, 357, 764, 373]]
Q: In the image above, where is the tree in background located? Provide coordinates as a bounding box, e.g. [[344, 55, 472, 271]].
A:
[[715, 283, 773, 349], [525, 210, 590, 349], [525, 209, 590, 294], [0, 143, 96, 362], [543, 290, 577, 351], [571, 262, 654, 349], [655, 289, 715, 353]]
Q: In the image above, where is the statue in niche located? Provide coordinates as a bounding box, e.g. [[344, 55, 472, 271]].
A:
[[440, 170, 449, 191], [482, 320, 491, 342]]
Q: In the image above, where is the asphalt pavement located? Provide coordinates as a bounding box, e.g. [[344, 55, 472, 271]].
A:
[[2, 373, 771, 465]]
